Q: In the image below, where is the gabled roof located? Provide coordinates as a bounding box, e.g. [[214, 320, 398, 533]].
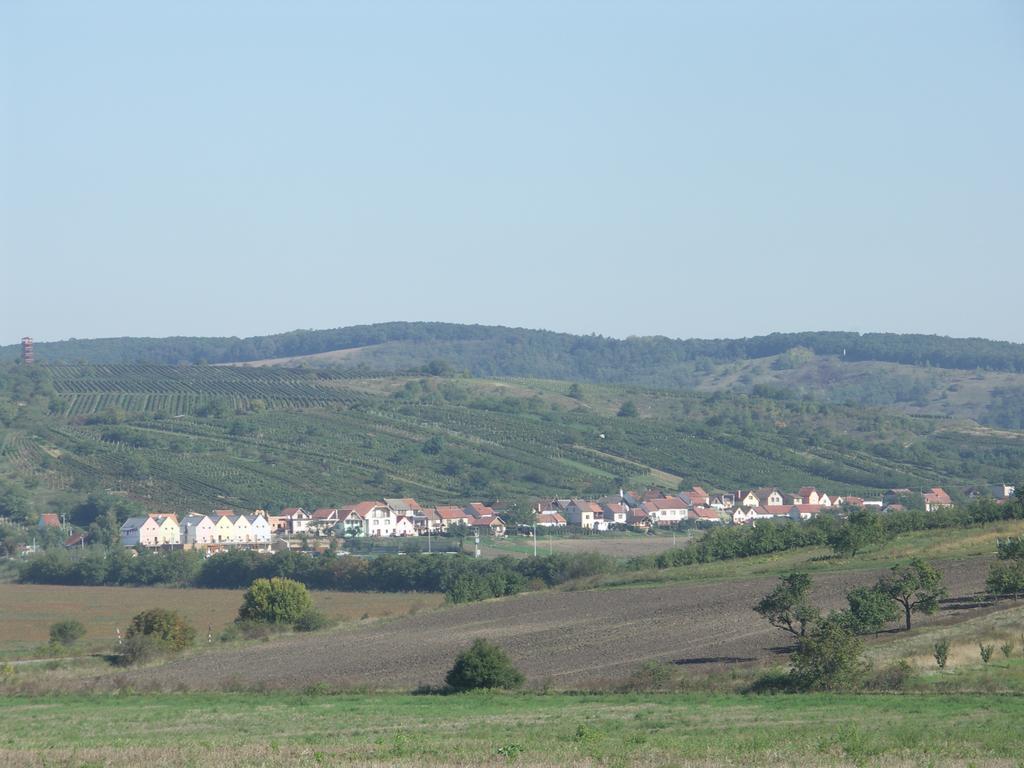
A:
[[468, 516, 504, 527], [64, 532, 87, 547], [279, 507, 307, 517], [311, 508, 340, 520], [342, 501, 385, 516], [120, 516, 151, 530], [536, 511, 566, 524], [384, 498, 422, 512], [38, 513, 61, 528], [924, 487, 952, 504], [466, 502, 496, 519], [435, 506, 470, 520], [213, 508, 235, 516]]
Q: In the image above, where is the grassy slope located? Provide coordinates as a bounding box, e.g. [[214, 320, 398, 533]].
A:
[[0, 691, 1021, 767], [576, 519, 1024, 591], [3, 364, 1024, 514]]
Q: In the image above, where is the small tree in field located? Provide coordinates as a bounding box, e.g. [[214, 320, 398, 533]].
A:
[[788, 613, 866, 691], [49, 619, 86, 647], [445, 639, 524, 692], [933, 637, 950, 669], [755, 572, 820, 638], [238, 577, 313, 625], [878, 559, 947, 631]]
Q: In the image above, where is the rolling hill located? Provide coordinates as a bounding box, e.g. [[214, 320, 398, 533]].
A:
[[6, 323, 1024, 429], [1, 359, 1022, 516]]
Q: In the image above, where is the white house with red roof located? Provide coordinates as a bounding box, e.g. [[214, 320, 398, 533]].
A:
[[923, 488, 954, 512], [640, 498, 688, 526]]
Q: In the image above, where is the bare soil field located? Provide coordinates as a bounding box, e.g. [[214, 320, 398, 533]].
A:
[[133, 557, 994, 692], [0, 584, 442, 657]]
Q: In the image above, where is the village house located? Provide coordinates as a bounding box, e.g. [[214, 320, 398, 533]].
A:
[[469, 516, 506, 537], [600, 502, 628, 526], [358, 502, 399, 537], [534, 510, 567, 527], [120, 516, 160, 547], [384, 498, 422, 515], [435, 505, 473, 531], [564, 499, 602, 529], [923, 488, 954, 512], [308, 508, 340, 535], [640, 498, 688, 526], [740, 488, 784, 508], [992, 484, 1016, 500], [38, 513, 62, 530], [180, 514, 216, 547], [689, 508, 723, 524], [393, 515, 417, 536], [278, 508, 310, 535], [150, 514, 180, 545], [333, 507, 367, 538]]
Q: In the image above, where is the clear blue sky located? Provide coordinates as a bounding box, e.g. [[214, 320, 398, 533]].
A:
[[3, 1, 1022, 344]]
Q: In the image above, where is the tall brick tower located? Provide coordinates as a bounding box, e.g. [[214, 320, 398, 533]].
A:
[[21, 337, 34, 364]]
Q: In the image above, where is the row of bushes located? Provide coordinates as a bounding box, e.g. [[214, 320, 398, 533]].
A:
[[18, 547, 617, 603]]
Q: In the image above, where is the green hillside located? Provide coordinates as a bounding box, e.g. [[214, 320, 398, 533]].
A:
[[7, 323, 1024, 428], [1, 362, 1021, 517]]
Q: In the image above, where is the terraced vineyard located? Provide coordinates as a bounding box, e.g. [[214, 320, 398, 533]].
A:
[[48, 364, 369, 416], [2, 363, 1024, 513]]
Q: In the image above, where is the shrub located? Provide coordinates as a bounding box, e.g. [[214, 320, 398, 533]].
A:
[[1001, 640, 1015, 658], [445, 639, 524, 692], [618, 660, 674, 692], [933, 637, 950, 669], [126, 608, 195, 651], [293, 609, 332, 633], [238, 577, 313, 624], [789, 613, 866, 691], [49, 619, 86, 647], [863, 659, 913, 691], [979, 643, 994, 664], [117, 634, 164, 667]]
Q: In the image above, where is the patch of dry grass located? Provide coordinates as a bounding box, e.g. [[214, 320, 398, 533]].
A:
[[0, 583, 443, 658]]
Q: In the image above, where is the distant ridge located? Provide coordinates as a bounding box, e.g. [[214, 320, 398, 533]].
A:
[[4, 322, 1024, 373]]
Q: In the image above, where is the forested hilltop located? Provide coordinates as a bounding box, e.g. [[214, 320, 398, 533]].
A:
[[5, 323, 1024, 372]]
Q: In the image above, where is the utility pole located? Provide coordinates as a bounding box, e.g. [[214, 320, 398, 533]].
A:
[[427, 523, 432, 554], [474, 530, 480, 559], [532, 523, 537, 557]]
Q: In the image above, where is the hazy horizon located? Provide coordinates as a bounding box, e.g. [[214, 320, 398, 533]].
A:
[[4, 1, 1022, 344], [7, 320, 1024, 349]]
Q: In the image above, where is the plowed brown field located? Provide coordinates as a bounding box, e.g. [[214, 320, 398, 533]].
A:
[[134, 557, 993, 691]]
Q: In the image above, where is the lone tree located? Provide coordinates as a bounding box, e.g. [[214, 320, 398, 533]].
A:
[[789, 612, 866, 691], [827, 509, 885, 558], [617, 400, 638, 418], [755, 572, 820, 638], [846, 586, 900, 636], [987, 536, 1024, 600], [445, 639, 524, 692], [878, 559, 947, 631], [238, 577, 314, 625]]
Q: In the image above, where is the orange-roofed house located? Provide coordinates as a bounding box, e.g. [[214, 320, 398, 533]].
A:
[[924, 488, 954, 512]]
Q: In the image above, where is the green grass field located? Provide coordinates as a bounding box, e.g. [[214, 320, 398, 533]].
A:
[[0, 690, 1021, 767]]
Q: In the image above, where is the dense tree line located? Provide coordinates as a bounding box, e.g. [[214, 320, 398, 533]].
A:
[[5, 323, 1024, 373], [18, 547, 618, 603]]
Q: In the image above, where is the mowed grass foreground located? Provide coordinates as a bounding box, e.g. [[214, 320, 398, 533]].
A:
[[0, 691, 1021, 767], [0, 584, 443, 658]]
